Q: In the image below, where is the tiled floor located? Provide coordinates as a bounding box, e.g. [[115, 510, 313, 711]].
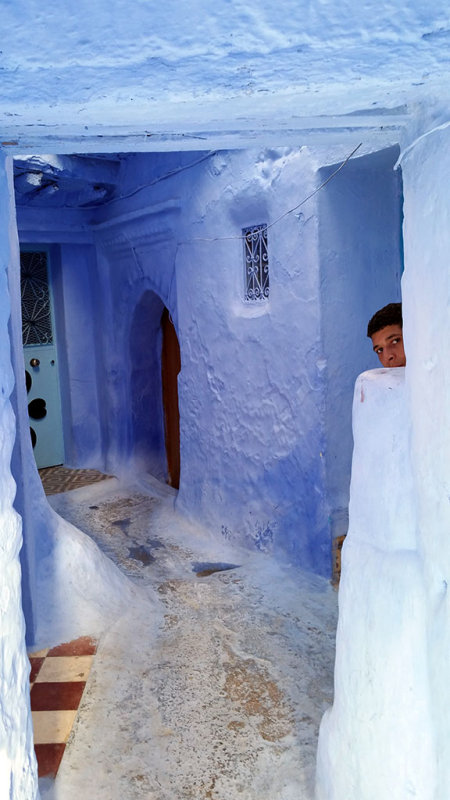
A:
[[38, 465, 114, 495], [29, 636, 98, 778]]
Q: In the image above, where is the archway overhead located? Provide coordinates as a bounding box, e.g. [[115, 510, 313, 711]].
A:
[[2, 110, 410, 158]]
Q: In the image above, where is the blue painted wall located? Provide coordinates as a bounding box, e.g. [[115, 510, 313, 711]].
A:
[[318, 146, 403, 538], [14, 145, 404, 579], [172, 149, 329, 572]]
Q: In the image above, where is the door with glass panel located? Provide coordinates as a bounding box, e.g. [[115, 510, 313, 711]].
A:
[[20, 248, 64, 468]]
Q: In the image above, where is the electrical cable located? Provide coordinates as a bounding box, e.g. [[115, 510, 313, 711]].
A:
[[178, 142, 363, 244]]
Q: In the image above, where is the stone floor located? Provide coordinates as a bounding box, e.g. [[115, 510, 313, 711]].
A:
[[36, 473, 338, 800]]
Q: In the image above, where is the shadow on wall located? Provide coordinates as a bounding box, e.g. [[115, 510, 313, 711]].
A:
[[129, 290, 166, 478], [318, 145, 403, 537]]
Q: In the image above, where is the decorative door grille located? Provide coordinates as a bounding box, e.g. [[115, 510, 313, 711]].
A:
[[243, 224, 269, 301], [20, 250, 53, 345]]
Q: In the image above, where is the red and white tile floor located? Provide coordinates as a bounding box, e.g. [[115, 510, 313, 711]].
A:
[[29, 635, 97, 779]]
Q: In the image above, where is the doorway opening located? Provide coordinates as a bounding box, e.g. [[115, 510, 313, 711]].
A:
[[129, 291, 181, 487], [161, 307, 181, 489]]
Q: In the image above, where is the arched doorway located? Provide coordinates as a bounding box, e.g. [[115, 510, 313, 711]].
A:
[[129, 293, 181, 487], [129, 290, 166, 478]]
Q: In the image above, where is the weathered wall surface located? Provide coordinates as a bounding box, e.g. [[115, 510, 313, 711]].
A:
[[55, 243, 102, 467], [316, 370, 435, 799], [13, 148, 330, 572], [92, 184, 181, 478], [8, 168, 153, 654], [85, 148, 330, 572], [12, 143, 406, 578], [317, 121, 450, 799], [401, 123, 450, 799], [319, 146, 403, 535], [0, 155, 38, 799], [12, 144, 406, 580], [173, 148, 328, 570], [0, 0, 449, 147]]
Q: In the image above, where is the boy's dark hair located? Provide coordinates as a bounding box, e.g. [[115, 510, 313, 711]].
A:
[[367, 302, 403, 338]]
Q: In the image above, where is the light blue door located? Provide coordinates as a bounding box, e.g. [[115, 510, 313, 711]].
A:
[[21, 249, 65, 468]]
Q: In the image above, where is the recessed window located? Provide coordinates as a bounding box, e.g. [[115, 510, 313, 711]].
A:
[[243, 224, 269, 302]]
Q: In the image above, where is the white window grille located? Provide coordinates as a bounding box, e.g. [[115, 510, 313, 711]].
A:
[[243, 224, 269, 301]]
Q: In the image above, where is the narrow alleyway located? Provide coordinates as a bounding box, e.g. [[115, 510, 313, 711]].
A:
[[38, 475, 337, 800]]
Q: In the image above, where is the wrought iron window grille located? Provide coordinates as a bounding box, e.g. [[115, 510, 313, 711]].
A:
[[243, 224, 269, 302], [20, 250, 53, 346]]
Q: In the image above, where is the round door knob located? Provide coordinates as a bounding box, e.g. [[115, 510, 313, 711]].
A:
[[30, 358, 40, 367]]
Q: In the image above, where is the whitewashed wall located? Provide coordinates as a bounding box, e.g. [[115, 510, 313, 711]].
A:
[[401, 123, 450, 799], [0, 155, 38, 799], [316, 369, 435, 799], [316, 123, 450, 799]]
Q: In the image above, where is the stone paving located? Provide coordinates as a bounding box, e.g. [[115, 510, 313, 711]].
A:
[[38, 474, 337, 800]]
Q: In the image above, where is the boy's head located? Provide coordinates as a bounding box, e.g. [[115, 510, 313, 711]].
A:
[[367, 302, 406, 368]]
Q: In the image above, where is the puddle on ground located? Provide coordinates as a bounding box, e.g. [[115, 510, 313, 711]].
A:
[[127, 545, 156, 565], [192, 562, 240, 578], [146, 537, 165, 550]]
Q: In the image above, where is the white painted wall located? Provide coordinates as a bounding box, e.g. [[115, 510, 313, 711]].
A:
[[316, 370, 435, 799], [401, 123, 450, 798], [316, 122, 450, 798]]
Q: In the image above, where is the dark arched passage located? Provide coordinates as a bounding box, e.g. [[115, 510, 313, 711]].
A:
[[129, 290, 166, 477], [129, 291, 181, 487]]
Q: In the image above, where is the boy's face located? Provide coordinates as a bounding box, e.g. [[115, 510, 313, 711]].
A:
[[370, 324, 406, 368]]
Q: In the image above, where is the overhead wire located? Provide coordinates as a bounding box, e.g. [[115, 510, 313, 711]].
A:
[[178, 142, 363, 244], [23, 141, 363, 225]]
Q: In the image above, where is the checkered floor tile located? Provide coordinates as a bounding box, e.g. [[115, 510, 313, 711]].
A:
[[29, 636, 97, 778]]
